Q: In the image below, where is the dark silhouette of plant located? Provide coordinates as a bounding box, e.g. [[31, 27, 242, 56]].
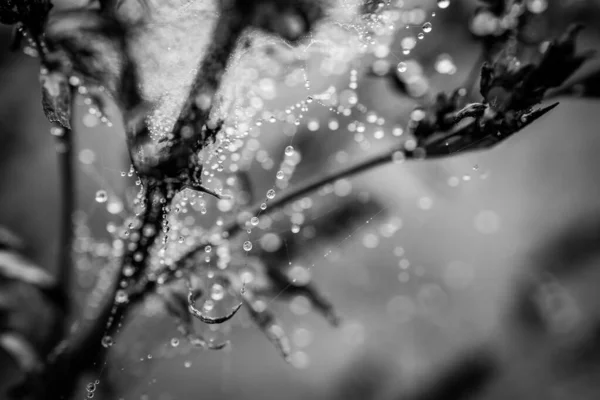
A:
[[0, 0, 598, 399]]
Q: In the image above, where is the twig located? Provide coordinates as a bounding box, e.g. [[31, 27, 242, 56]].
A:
[[30, 26, 73, 309], [54, 123, 74, 313], [39, 185, 167, 400], [223, 148, 405, 238], [130, 5, 248, 180]]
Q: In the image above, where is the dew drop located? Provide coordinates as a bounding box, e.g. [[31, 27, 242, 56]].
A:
[[422, 22, 432, 33], [211, 283, 225, 301], [285, 146, 294, 156], [397, 62, 407, 73], [50, 126, 64, 137], [95, 190, 108, 203], [266, 189, 276, 200], [101, 335, 114, 348], [437, 0, 450, 9], [243, 241, 253, 251], [203, 300, 215, 311]]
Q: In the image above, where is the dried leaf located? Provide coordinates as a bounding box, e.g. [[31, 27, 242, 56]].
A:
[[0, 228, 63, 379], [233, 0, 326, 42], [480, 25, 592, 113], [240, 287, 292, 361], [0, 0, 52, 35], [39, 71, 71, 129], [44, 9, 143, 115], [248, 197, 385, 325]]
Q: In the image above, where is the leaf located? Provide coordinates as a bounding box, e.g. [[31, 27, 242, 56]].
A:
[[39, 71, 71, 129], [480, 25, 593, 113], [0, 0, 52, 35], [0, 227, 63, 378], [44, 9, 144, 115], [548, 64, 600, 99], [478, 0, 507, 16], [247, 197, 386, 325], [236, 0, 326, 42], [239, 284, 292, 361]]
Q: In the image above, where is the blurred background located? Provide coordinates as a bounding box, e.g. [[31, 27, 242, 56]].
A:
[[2, 0, 600, 399]]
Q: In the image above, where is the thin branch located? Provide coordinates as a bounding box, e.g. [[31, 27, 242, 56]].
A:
[[54, 122, 75, 313], [224, 149, 404, 238], [31, 26, 74, 310], [130, 6, 248, 180], [39, 185, 168, 400]]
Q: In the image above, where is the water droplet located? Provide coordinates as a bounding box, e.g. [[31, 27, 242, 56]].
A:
[[285, 146, 294, 156], [86, 382, 96, 392], [68, 76, 81, 86], [250, 216, 259, 226], [95, 190, 108, 203], [437, 0, 450, 9], [211, 283, 225, 300], [288, 265, 311, 285], [171, 338, 180, 347], [266, 189, 276, 200], [422, 22, 432, 33], [276, 170, 285, 180], [392, 151, 405, 164], [50, 127, 64, 137], [101, 335, 114, 348], [397, 62, 407, 73], [243, 241, 253, 251], [203, 300, 215, 311], [115, 290, 131, 304]]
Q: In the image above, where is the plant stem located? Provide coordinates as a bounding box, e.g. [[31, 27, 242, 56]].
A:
[[54, 124, 74, 313], [130, 6, 248, 179], [223, 149, 405, 238], [39, 185, 167, 400], [167, 146, 410, 271]]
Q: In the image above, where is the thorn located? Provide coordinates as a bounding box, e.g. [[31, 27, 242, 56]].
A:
[[188, 183, 230, 200], [524, 102, 560, 126]]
